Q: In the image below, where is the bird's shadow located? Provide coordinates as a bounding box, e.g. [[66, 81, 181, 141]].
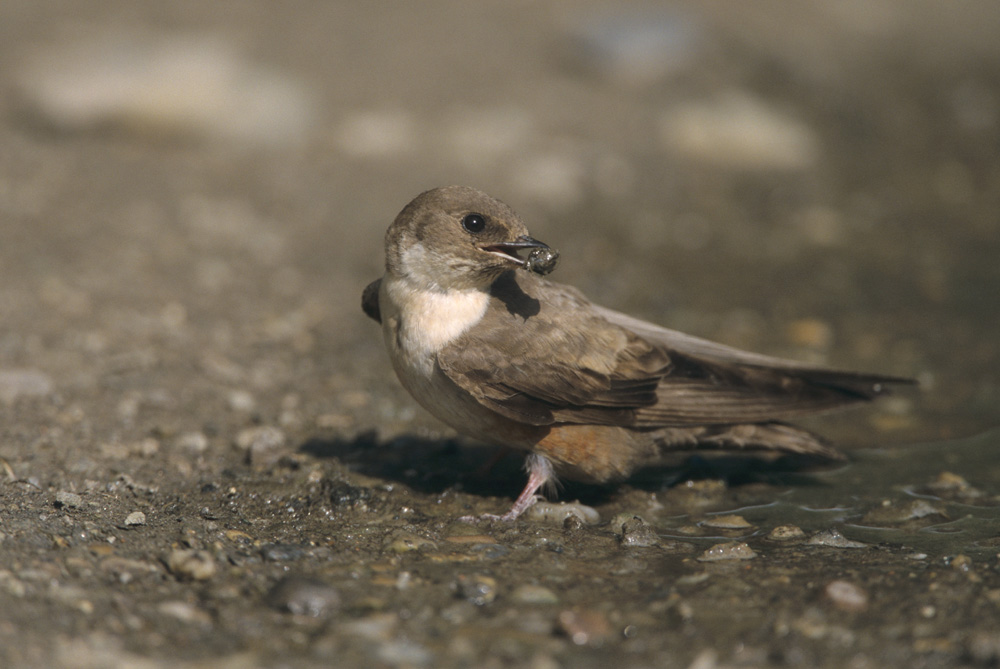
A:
[[298, 431, 836, 507]]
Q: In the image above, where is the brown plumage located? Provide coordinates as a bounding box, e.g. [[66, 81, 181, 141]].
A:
[[363, 186, 914, 521]]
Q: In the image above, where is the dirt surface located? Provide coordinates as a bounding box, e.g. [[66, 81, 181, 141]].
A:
[[1, 2, 999, 667]]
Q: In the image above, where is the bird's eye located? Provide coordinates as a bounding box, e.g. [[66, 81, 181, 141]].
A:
[[461, 213, 486, 233]]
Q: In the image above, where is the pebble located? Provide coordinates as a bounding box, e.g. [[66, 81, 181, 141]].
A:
[[376, 640, 432, 668], [922, 471, 985, 501], [176, 431, 209, 454], [557, 608, 613, 647], [700, 514, 753, 530], [0, 368, 54, 402], [454, 573, 497, 606], [807, 529, 869, 549], [260, 544, 307, 562], [697, 542, 757, 562], [687, 649, 720, 669], [100, 557, 161, 585], [227, 390, 256, 413], [567, 9, 701, 85], [659, 91, 820, 170], [158, 600, 213, 626], [525, 501, 599, 526], [950, 554, 973, 573], [664, 479, 727, 507], [511, 584, 559, 605], [234, 426, 287, 465], [384, 532, 436, 554], [54, 491, 83, 509], [16, 32, 314, 146], [824, 580, 869, 612], [967, 631, 1000, 664], [165, 549, 216, 581], [345, 612, 399, 641], [861, 499, 946, 525], [767, 525, 806, 541], [124, 511, 146, 527], [266, 576, 341, 617], [618, 517, 660, 548]]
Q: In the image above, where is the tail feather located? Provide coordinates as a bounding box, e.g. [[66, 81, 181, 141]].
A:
[[651, 422, 845, 461]]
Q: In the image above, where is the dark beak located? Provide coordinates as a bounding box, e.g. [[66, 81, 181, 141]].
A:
[[480, 235, 550, 265], [480, 236, 559, 275]]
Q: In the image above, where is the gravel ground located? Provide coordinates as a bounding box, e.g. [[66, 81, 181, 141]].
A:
[[1, 2, 999, 667]]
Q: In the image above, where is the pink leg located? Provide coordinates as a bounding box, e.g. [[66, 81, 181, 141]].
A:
[[461, 454, 554, 523]]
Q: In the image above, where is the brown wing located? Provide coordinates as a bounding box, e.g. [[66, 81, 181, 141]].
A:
[[438, 273, 913, 428], [593, 304, 914, 426], [437, 273, 668, 426]]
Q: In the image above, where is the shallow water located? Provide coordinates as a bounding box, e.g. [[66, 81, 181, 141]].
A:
[[658, 428, 1000, 557]]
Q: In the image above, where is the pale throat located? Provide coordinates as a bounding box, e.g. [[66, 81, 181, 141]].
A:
[[383, 276, 489, 374]]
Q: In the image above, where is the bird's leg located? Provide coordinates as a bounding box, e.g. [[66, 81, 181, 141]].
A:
[[461, 453, 554, 523]]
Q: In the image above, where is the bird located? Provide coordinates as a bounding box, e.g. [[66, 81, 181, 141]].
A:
[[362, 185, 914, 521]]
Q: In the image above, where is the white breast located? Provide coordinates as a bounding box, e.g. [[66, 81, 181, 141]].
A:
[[378, 275, 498, 437], [380, 276, 489, 377]]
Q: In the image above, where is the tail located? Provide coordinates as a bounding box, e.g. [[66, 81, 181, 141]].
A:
[[651, 422, 846, 461]]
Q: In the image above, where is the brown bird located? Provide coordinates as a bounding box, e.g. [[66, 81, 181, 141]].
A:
[[362, 186, 913, 521]]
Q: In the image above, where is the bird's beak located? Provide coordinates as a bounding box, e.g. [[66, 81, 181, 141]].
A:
[[479, 235, 551, 266]]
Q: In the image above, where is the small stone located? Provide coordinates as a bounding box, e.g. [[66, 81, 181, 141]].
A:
[[663, 479, 727, 507], [922, 471, 985, 501], [54, 491, 83, 509], [385, 532, 436, 554], [454, 573, 497, 606], [861, 499, 946, 525], [511, 584, 559, 605], [967, 631, 1000, 664], [768, 525, 806, 541], [16, 33, 315, 146], [124, 511, 146, 526], [100, 557, 160, 584], [928, 471, 972, 492], [260, 544, 307, 562], [234, 426, 286, 465], [176, 431, 209, 454], [375, 640, 432, 667], [824, 580, 869, 612], [158, 600, 212, 626], [659, 91, 820, 170], [567, 10, 701, 85], [525, 501, 599, 526], [557, 608, 612, 647], [618, 517, 660, 548], [165, 549, 216, 581], [701, 514, 752, 530], [227, 390, 256, 413], [0, 368, 54, 402], [266, 576, 341, 617], [697, 542, 757, 562], [950, 554, 973, 572], [807, 529, 869, 549], [224, 529, 255, 545]]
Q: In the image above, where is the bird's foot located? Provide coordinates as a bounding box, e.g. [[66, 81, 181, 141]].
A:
[[459, 494, 544, 523]]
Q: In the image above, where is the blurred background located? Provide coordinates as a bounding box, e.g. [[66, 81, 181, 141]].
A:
[[2, 0, 997, 441]]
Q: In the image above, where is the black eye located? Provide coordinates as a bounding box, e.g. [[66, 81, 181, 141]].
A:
[[461, 213, 486, 233]]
